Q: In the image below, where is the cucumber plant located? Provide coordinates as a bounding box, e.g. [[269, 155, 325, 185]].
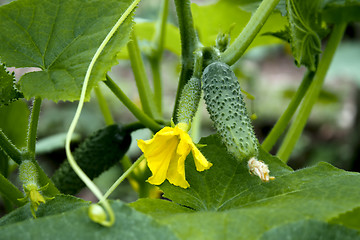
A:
[[0, 0, 360, 239]]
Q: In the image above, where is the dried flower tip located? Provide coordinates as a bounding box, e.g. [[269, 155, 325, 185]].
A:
[[247, 157, 275, 182]]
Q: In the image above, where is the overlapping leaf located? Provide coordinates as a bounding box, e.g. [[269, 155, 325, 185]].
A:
[[286, 0, 323, 71], [0, 64, 22, 106], [0, 0, 134, 102]]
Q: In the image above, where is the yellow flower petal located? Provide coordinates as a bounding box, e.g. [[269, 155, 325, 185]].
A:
[[191, 145, 213, 171], [137, 124, 213, 188], [139, 134, 179, 185]]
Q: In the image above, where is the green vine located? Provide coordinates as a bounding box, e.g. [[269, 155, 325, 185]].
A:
[[262, 70, 315, 152], [277, 23, 347, 162], [221, 0, 281, 66], [94, 85, 115, 126], [104, 75, 162, 132]]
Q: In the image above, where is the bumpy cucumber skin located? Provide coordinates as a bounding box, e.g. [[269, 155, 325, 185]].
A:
[[177, 77, 201, 124], [202, 62, 258, 160], [52, 124, 131, 194]]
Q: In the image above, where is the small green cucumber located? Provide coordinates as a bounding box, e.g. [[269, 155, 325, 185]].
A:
[[177, 77, 201, 124], [52, 124, 131, 194], [202, 61, 258, 160]]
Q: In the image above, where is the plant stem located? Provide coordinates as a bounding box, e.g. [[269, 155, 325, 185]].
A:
[[94, 85, 115, 126], [221, 0, 280, 66], [277, 23, 347, 162], [103, 155, 145, 199], [172, 0, 199, 123], [149, 0, 169, 116], [152, 0, 169, 59], [26, 97, 42, 158], [0, 130, 22, 164], [104, 75, 162, 132], [261, 70, 315, 152], [127, 31, 159, 118], [150, 60, 163, 115], [0, 173, 25, 207]]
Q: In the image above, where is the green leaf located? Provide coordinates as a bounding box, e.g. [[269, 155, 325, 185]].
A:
[[0, 0, 134, 102], [260, 220, 360, 240], [0, 200, 178, 240], [0, 64, 23, 106], [191, 0, 287, 51], [130, 134, 360, 239], [0, 195, 88, 226], [286, 0, 323, 71], [322, 0, 360, 23], [0, 100, 30, 148]]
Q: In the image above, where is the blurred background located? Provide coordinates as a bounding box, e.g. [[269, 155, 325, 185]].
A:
[[1, 0, 360, 216]]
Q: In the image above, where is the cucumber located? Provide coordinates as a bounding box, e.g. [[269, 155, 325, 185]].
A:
[[52, 124, 131, 194], [177, 77, 201, 124], [202, 61, 258, 160]]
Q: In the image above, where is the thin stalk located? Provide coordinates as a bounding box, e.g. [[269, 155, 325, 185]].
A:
[[0, 130, 22, 164], [150, 0, 169, 115], [261, 70, 315, 152], [104, 75, 162, 132], [103, 155, 145, 199], [150, 60, 163, 115], [0, 173, 25, 207], [127, 31, 158, 118], [94, 85, 115, 126], [26, 97, 42, 158], [152, 0, 169, 58], [277, 23, 347, 162], [172, 0, 199, 123], [221, 0, 280, 66]]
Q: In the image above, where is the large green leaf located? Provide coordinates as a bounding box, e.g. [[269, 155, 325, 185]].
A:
[[0, 200, 178, 240], [286, 0, 323, 71], [191, 0, 287, 50], [131, 134, 360, 239], [0, 0, 134, 102], [160, 135, 292, 211]]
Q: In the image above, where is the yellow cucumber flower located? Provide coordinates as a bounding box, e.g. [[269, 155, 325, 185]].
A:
[[137, 123, 212, 188]]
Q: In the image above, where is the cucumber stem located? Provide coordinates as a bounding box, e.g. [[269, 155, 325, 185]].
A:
[[262, 70, 315, 152], [0, 130, 22, 165], [277, 23, 347, 162], [149, 0, 169, 116], [221, 0, 280, 66], [103, 155, 145, 200], [104, 75, 162, 132], [94, 85, 115, 126], [172, 0, 199, 123], [26, 97, 42, 159], [127, 31, 158, 118], [0, 173, 25, 207]]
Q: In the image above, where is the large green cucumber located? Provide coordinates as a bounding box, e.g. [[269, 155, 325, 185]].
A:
[[202, 61, 258, 160], [52, 124, 131, 194]]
